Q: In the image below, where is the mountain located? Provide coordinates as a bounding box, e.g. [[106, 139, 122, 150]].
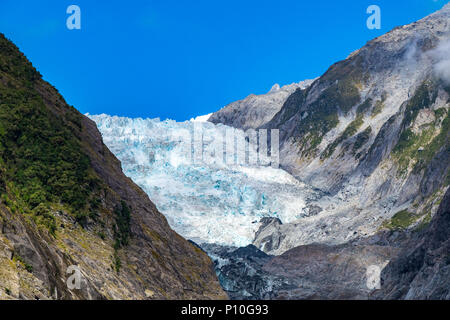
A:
[[210, 3, 450, 256], [209, 80, 315, 130], [17, 3, 446, 300], [205, 4, 449, 299], [0, 33, 226, 300], [206, 189, 448, 300]]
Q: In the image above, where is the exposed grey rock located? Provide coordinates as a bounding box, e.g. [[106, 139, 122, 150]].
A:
[[204, 4, 450, 300], [304, 204, 323, 217], [253, 218, 284, 254], [248, 3, 450, 255], [204, 238, 400, 300], [201, 243, 279, 300], [209, 80, 315, 130], [375, 188, 450, 300], [0, 34, 226, 300]]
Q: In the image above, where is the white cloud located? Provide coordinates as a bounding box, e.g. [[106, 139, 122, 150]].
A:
[[429, 38, 450, 84]]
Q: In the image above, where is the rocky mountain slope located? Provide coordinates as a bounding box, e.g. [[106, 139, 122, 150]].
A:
[[209, 80, 314, 130], [206, 188, 449, 300], [88, 114, 320, 248], [205, 4, 449, 299], [210, 3, 450, 256], [376, 187, 450, 299], [0, 33, 226, 300]]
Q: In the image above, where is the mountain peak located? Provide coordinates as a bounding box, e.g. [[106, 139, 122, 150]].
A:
[[441, 2, 450, 11], [269, 83, 281, 93]]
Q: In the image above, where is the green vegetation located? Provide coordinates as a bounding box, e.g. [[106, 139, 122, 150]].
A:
[[0, 169, 5, 195], [320, 53, 369, 87], [415, 211, 432, 232], [276, 88, 308, 127], [382, 189, 446, 232], [13, 254, 33, 273], [401, 81, 438, 128], [113, 252, 122, 273], [369, 93, 387, 118], [0, 89, 99, 210], [97, 231, 106, 240], [294, 55, 366, 156], [0, 34, 142, 281], [434, 107, 446, 119], [381, 209, 418, 230], [0, 35, 41, 85], [0, 33, 102, 234], [113, 201, 131, 249], [393, 128, 435, 175], [352, 126, 372, 155], [391, 81, 447, 176], [393, 107, 448, 176], [394, 128, 419, 154], [391, 81, 438, 174], [371, 99, 385, 117], [321, 115, 364, 159], [414, 109, 449, 169], [343, 116, 364, 138], [112, 201, 131, 273], [295, 89, 341, 156], [32, 203, 57, 236], [357, 98, 372, 115], [321, 78, 361, 114]]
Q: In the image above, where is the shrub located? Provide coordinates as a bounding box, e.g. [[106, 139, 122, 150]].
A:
[[321, 115, 364, 159], [113, 201, 131, 247], [0, 33, 102, 231], [382, 209, 417, 230]]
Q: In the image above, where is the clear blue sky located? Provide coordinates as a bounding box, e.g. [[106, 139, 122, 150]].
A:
[[0, 0, 447, 121]]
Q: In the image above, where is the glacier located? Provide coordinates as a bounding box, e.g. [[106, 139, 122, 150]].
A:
[[88, 114, 317, 247]]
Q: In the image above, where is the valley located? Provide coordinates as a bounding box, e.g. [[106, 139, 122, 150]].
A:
[[89, 3, 450, 299]]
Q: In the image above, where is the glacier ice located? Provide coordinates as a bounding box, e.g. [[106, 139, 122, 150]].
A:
[[88, 114, 316, 247]]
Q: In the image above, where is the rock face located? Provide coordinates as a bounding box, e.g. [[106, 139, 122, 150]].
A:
[[209, 80, 315, 130], [0, 34, 226, 300], [210, 3, 450, 256], [206, 189, 448, 300], [205, 236, 401, 300], [201, 244, 275, 300]]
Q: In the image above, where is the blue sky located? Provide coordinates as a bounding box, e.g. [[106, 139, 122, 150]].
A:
[[0, 0, 447, 121]]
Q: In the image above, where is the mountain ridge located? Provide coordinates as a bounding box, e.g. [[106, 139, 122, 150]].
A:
[[209, 79, 315, 130], [202, 4, 449, 299], [0, 33, 226, 300], [209, 3, 449, 256]]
